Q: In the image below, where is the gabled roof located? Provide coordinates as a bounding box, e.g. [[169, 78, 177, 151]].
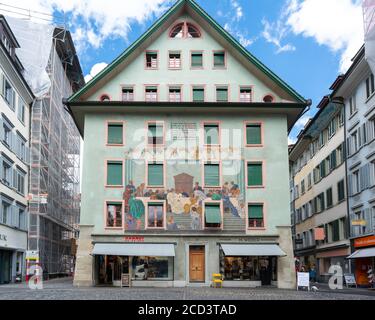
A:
[[68, 0, 307, 103]]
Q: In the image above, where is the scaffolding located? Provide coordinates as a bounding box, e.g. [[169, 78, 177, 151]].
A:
[[364, 0, 375, 74], [2, 6, 84, 276]]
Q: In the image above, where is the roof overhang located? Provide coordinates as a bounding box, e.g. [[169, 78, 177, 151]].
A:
[[65, 101, 308, 138]]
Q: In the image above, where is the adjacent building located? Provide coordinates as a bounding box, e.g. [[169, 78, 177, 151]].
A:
[[67, 0, 310, 288], [0, 16, 34, 284], [289, 94, 350, 282], [6, 17, 84, 279], [332, 46, 375, 287]]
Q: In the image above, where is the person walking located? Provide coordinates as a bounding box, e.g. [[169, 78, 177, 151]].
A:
[[309, 265, 317, 283]]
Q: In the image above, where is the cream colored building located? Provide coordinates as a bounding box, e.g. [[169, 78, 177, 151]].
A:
[[290, 95, 350, 281]]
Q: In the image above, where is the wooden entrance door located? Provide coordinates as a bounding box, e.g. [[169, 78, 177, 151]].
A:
[[189, 246, 205, 282]]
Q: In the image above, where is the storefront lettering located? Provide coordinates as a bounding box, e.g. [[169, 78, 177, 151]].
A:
[[0, 234, 7, 241], [124, 236, 144, 243]]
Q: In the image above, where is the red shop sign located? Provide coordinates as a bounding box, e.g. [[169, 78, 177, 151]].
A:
[[124, 236, 145, 243]]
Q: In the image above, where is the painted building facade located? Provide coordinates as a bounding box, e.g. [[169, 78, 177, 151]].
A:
[[67, 0, 309, 288], [290, 95, 350, 282], [333, 46, 375, 287], [0, 16, 33, 284]]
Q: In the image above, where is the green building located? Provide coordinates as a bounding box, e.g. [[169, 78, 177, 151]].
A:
[[66, 0, 309, 288]]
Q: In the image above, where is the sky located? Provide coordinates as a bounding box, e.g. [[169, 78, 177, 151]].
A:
[[1, 0, 365, 144]]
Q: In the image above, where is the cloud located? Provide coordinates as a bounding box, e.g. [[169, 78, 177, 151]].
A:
[[84, 62, 108, 83], [287, 0, 363, 72], [224, 23, 255, 48], [230, 0, 243, 22], [263, 0, 364, 72], [261, 18, 296, 54], [0, 0, 173, 53], [288, 136, 297, 145]]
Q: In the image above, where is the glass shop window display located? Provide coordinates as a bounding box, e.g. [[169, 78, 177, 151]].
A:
[[131, 256, 173, 281]]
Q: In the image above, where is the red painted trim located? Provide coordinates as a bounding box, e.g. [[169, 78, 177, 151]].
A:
[[104, 200, 125, 229], [145, 50, 159, 70], [105, 120, 126, 147], [104, 159, 125, 188], [144, 84, 159, 102], [168, 20, 202, 39], [203, 200, 224, 230], [239, 85, 254, 103], [245, 160, 266, 189], [212, 50, 227, 69], [146, 120, 166, 147], [246, 201, 267, 231], [168, 84, 183, 102], [99, 93, 111, 102], [145, 199, 167, 230], [263, 93, 276, 103], [168, 50, 182, 70], [243, 120, 264, 148]]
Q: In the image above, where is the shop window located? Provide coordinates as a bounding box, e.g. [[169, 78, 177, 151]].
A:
[[204, 203, 222, 228], [147, 163, 164, 187], [106, 202, 123, 228], [169, 52, 181, 69], [246, 123, 262, 146], [216, 86, 228, 102], [192, 87, 204, 102], [240, 87, 252, 102], [147, 122, 164, 146], [145, 86, 158, 102], [132, 256, 173, 280], [122, 87, 134, 102], [107, 123, 123, 145], [146, 202, 165, 229], [191, 52, 203, 68], [204, 123, 220, 145], [169, 87, 182, 102], [204, 163, 220, 187], [146, 51, 158, 69], [247, 162, 263, 187], [213, 51, 226, 68], [106, 161, 123, 186], [248, 204, 264, 228]]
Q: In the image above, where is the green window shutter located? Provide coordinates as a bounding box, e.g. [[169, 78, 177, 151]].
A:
[[191, 53, 203, 67], [107, 162, 123, 186], [214, 53, 225, 66], [248, 205, 264, 219], [148, 124, 163, 144], [148, 164, 164, 186], [193, 89, 204, 102], [108, 124, 123, 144], [247, 163, 263, 186], [204, 164, 220, 186], [216, 88, 228, 102], [332, 220, 340, 241], [246, 124, 261, 145], [204, 125, 219, 145], [205, 204, 221, 224]]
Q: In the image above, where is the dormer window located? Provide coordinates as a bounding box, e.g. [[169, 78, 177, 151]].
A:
[[2, 34, 11, 53], [169, 22, 201, 39]]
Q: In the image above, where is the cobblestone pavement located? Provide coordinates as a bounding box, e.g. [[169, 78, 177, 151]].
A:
[[0, 278, 374, 300]]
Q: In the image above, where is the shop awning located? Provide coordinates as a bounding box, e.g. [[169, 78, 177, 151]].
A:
[[347, 248, 375, 259], [92, 243, 175, 257], [220, 244, 286, 257]]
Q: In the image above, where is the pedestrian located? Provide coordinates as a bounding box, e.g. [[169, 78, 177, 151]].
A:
[[300, 265, 306, 272], [309, 265, 317, 283], [144, 259, 149, 280]]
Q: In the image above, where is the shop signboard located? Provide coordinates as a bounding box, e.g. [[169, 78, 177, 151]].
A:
[[352, 220, 367, 226], [354, 235, 375, 248], [121, 273, 130, 287], [26, 251, 39, 261], [297, 272, 310, 291], [344, 274, 357, 288]]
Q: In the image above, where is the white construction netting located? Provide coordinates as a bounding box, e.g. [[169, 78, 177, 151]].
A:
[[364, 0, 375, 74]]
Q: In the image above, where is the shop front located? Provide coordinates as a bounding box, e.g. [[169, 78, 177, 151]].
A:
[[0, 225, 27, 284], [92, 243, 175, 287], [348, 235, 375, 287], [316, 247, 351, 283], [219, 244, 286, 287]]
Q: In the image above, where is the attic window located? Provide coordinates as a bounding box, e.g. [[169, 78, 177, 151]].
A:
[[100, 94, 110, 102], [187, 24, 201, 38], [169, 22, 201, 38], [263, 95, 274, 103]]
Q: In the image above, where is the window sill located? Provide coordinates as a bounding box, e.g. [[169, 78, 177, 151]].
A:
[[245, 144, 263, 148], [105, 227, 123, 230], [106, 144, 124, 147], [348, 110, 358, 121], [213, 66, 227, 70], [105, 185, 124, 189], [168, 67, 182, 71], [146, 186, 166, 189], [366, 91, 375, 104], [203, 186, 221, 189], [247, 227, 266, 231], [247, 186, 265, 189], [190, 66, 204, 70], [145, 227, 167, 231]]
